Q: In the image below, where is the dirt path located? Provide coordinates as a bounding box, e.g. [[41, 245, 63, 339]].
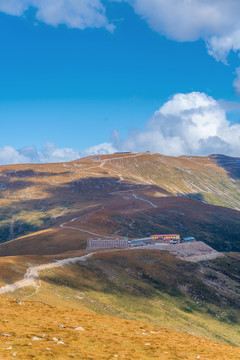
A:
[[99, 153, 143, 166], [133, 193, 157, 208], [60, 221, 114, 238], [0, 253, 93, 295], [0, 241, 224, 297]]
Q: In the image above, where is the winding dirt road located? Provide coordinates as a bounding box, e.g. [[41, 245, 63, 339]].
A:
[[0, 253, 93, 295]]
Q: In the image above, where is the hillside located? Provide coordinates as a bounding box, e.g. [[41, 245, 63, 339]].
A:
[[0, 153, 240, 357], [1, 296, 240, 360], [0, 248, 240, 347], [0, 152, 239, 255]]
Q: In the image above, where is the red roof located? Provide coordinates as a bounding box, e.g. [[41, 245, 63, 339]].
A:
[[152, 234, 180, 236]]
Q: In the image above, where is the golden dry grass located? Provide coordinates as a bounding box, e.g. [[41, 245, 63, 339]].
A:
[[2, 249, 239, 347], [0, 296, 240, 360]]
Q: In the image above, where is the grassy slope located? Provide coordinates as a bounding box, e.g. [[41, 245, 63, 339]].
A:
[[4, 249, 240, 347], [1, 296, 240, 360]]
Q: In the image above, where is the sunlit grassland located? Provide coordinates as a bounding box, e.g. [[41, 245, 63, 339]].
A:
[[5, 250, 240, 347], [1, 295, 240, 360]]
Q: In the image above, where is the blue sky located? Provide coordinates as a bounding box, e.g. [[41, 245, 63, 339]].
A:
[[1, 0, 240, 163]]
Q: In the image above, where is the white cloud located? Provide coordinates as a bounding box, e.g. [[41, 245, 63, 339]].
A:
[[18, 145, 39, 163], [207, 30, 240, 63], [38, 142, 81, 163], [0, 0, 115, 31], [233, 67, 240, 95], [122, 0, 240, 62], [81, 142, 117, 156], [2, 0, 240, 61], [0, 0, 28, 16], [0, 142, 116, 165], [0, 146, 29, 165], [1, 92, 239, 166], [115, 92, 240, 156]]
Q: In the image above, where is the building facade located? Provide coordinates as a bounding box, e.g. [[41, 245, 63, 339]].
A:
[[150, 234, 180, 242], [87, 239, 128, 249]]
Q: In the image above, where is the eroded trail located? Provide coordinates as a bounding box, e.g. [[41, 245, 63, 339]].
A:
[[0, 253, 93, 295], [133, 193, 157, 208], [60, 220, 114, 239]]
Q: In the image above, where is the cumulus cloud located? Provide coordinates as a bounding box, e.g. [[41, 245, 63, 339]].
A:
[[0, 0, 28, 16], [38, 142, 81, 163], [1, 92, 239, 165], [0, 146, 30, 165], [207, 30, 240, 63], [0, 0, 115, 31], [114, 92, 240, 156], [2, 0, 240, 61], [0, 142, 116, 165], [81, 142, 117, 156], [123, 0, 240, 63]]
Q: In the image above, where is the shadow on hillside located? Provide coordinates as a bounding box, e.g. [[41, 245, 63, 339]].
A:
[[0, 177, 171, 247], [0, 176, 240, 254], [0, 169, 73, 197], [210, 154, 240, 179], [43, 176, 172, 199], [0, 220, 40, 244], [178, 193, 206, 202], [2, 169, 72, 178], [0, 179, 35, 195]]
